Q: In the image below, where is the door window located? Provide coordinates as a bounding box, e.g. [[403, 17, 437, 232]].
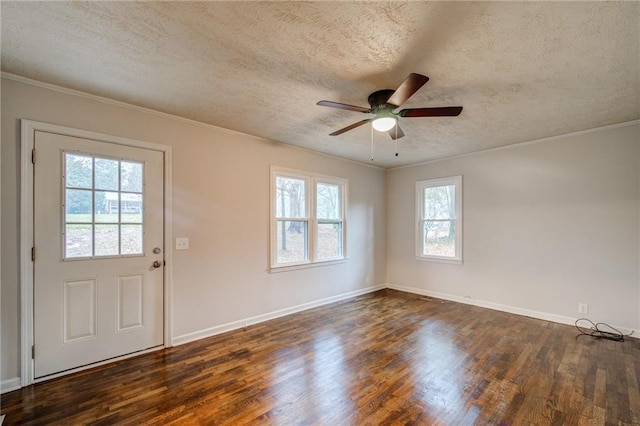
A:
[[64, 153, 144, 259]]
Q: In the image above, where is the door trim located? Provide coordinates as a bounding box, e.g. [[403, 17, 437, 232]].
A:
[[20, 119, 174, 386]]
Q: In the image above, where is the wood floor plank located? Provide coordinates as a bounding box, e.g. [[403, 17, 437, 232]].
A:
[[1, 289, 639, 425]]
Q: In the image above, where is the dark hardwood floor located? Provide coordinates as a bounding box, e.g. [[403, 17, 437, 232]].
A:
[[2, 289, 639, 425]]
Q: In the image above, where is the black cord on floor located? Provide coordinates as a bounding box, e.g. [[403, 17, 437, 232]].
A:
[[575, 318, 633, 342]]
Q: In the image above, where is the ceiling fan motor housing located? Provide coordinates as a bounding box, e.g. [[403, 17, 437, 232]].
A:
[[368, 89, 397, 113]]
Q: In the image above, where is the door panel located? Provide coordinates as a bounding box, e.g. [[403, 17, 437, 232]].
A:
[[117, 274, 145, 331], [34, 131, 164, 378], [63, 278, 97, 342]]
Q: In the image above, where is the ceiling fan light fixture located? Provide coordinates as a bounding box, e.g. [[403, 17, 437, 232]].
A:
[[372, 116, 397, 132], [318, 73, 462, 140]]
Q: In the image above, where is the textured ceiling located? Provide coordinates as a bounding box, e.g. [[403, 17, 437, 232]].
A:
[[2, 2, 639, 168]]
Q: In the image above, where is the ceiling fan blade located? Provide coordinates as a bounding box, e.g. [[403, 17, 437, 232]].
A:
[[388, 124, 405, 140], [386, 73, 430, 107], [329, 119, 372, 136], [398, 106, 463, 117], [317, 100, 371, 113]]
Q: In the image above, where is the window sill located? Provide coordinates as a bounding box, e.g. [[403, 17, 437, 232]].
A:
[[415, 256, 462, 265], [269, 258, 348, 273]]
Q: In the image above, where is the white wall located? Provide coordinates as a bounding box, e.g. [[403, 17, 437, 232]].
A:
[[387, 123, 640, 330], [1, 77, 387, 385]]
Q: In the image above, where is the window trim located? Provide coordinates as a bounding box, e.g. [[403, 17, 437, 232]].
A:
[[415, 175, 463, 264], [270, 166, 348, 271]]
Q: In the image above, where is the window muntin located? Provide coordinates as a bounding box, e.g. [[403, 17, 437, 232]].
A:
[[63, 152, 144, 259], [416, 176, 462, 262], [271, 168, 347, 269]]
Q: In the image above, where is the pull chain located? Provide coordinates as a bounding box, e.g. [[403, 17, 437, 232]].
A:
[[395, 125, 398, 157], [370, 124, 374, 162]]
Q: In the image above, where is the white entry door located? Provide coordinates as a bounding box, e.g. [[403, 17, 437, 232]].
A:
[[33, 131, 164, 378]]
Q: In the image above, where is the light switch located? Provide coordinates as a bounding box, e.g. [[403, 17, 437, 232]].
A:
[[176, 237, 189, 250]]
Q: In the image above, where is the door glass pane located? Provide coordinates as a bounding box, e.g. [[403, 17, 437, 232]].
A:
[[95, 191, 119, 223], [275, 177, 306, 218], [65, 189, 92, 223], [276, 220, 307, 263], [62, 153, 146, 259], [65, 154, 92, 189], [121, 161, 143, 193], [121, 193, 142, 223], [65, 224, 93, 258], [95, 225, 119, 256], [317, 183, 340, 220], [423, 220, 455, 257], [317, 222, 342, 260], [424, 185, 456, 220], [95, 158, 119, 191], [121, 225, 143, 255]]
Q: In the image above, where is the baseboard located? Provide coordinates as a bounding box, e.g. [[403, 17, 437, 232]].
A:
[[1, 377, 21, 394], [387, 283, 637, 337], [172, 284, 386, 346]]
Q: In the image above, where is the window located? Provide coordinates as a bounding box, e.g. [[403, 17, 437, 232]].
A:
[[64, 152, 144, 259], [416, 175, 462, 263], [271, 167, 347, 270]]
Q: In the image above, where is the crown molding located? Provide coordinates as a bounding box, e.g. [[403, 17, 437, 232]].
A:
[[387, 119, 640, 171]]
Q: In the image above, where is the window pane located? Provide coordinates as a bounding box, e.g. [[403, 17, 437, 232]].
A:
[[65, 224, 92, 258], [275, 177, 306, 218], [95, 224, 119, 256], [317, 222, 342, 260], [317, 183, 340, 220], [63, 154, 146, 259], [121, 193, 143, 223], [95, 191, 119, 223], [424, 185, 456, 220], [95, 158, 119, 191], [423, 220, 455, 257], [276, 220, 307, 263], [65, 189, 92, 223], [121, 225, 143, 255], [65, 154, 92, 189], [121, 161, 143, 193]]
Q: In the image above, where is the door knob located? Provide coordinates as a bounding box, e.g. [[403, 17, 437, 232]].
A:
[[152, 260, 162, 269]]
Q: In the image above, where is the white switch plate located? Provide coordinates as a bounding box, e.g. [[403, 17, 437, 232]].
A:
[[176, 237, 189, 250]]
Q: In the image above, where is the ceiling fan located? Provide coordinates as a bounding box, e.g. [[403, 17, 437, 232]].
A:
[[317, 73, 463, 140]]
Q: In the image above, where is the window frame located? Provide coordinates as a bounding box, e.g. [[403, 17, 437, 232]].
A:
[[270, 167, 348, 271], [415, 175, 463, 264]]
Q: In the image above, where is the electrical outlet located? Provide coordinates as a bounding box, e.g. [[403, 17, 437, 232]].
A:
[[578, 303, 588, 315], [175, 237, 189, 250], [366, 276, 371, 285]]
